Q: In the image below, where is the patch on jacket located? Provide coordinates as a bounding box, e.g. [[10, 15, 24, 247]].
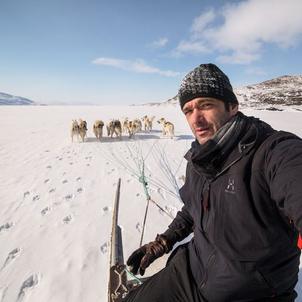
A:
[[224, 177, 236, 194]]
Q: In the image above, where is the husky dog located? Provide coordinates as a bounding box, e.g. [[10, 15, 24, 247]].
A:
[[93, 120, 104, 141], [142, 115, 155, 132], [157, 118, 174, 139], [133, 118, 142, 132], [120, 117, 129, 134], [71, 120, 80, 142], [126, 120, 139, 138], [142, 115, 151, 132], [107, 120, 122, 138], [78, 119, 88, 142]]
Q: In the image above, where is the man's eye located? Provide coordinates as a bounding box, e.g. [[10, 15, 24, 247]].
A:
[[183, 109, 192, 115], [199, 103, 212, 109]]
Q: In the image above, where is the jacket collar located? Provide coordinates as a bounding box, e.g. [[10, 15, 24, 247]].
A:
[[184, 113, 274, 179]]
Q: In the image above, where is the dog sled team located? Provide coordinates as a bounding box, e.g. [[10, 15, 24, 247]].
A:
[[70, 115, 174, 142]]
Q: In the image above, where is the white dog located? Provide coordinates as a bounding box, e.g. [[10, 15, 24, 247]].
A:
[[93, 120, 104, 141], [71, 120, 80, 142]]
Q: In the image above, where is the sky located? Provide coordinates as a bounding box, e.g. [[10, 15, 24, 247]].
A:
[[0, 0, 302, 105]]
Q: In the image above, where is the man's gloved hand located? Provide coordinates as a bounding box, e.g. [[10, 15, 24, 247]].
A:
[[126, 235, 171, 276]]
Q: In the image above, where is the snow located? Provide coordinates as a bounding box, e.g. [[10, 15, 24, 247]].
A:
[[0, 105, 301, 302]]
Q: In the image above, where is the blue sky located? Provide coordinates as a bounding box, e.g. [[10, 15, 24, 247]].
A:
[[0, 0, 301, 105]]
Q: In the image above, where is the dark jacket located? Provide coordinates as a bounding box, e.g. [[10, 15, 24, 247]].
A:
[[167, 114, 302, 301]]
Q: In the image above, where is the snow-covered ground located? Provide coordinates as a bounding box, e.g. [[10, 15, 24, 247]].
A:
[[0, 105, 301, 302]]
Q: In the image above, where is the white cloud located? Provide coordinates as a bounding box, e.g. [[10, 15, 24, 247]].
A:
[[149, 37, 169, 48], [92, 57, 180, 77], [190, 9, 215, 38], [175, 0, 302, 64]]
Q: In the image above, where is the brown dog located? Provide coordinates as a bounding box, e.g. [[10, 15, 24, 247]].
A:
[[78, 119, 88, 142], [106, 120, 122, 138]]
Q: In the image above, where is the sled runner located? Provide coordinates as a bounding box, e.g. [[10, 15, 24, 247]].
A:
[[108, 179, 145, 302]]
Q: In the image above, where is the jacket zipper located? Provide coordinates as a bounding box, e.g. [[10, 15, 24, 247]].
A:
[[202, 181, 211, 231]]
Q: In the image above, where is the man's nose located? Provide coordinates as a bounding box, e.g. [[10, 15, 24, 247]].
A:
[[192, 107, 204, 122]]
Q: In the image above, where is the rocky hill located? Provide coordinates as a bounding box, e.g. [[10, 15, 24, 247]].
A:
[[235, 75, 302, 110], [0, 92, 36, 105], [158, 75, 302, 111]]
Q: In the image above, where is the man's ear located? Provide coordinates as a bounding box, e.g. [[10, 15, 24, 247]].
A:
[[229, 103, 239, 115]]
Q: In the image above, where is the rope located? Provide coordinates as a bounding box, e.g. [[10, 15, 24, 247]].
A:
[[149, 198, 174, 220], [139, 161, 150, 247], [124, 267, 143, 284]]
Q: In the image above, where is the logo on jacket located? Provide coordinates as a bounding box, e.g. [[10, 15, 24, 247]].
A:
[[225, 177, 236, 194]]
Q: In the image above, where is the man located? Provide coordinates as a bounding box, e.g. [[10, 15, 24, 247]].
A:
[[124, 64, 302, 301]]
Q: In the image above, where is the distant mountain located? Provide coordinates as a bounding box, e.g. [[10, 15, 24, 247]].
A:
[[156, 75, 302, 111], [235, 75, 302, 110], [0, 92, 36, 105]]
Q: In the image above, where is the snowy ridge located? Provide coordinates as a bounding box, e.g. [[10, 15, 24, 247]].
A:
[[235, 75, 302, 110], [0, 92, 36, 105]]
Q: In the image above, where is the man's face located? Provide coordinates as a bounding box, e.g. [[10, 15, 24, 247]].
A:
[[182, 97, 238, 145]]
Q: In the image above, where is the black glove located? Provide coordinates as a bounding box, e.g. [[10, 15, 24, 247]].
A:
[[126, 235, 171, 276]]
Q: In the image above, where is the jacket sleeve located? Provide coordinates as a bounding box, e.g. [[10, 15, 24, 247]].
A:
[[265, 132, 302, 233], [161, 164, 194, 243]]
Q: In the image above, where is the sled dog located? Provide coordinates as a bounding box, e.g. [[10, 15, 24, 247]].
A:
[[107, 120, 122, 138], [78, 119, 88, 142], [93, 120, 104, 140], [71, 120, 80, 142], [157, 118, 174, 139]]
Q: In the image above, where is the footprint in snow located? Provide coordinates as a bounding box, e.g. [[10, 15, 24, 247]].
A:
[[100, 242, 108, 254], [32, 195, 40, 201], [1, 248, 21, 270], [41, 207, 51, 216], [0, 287, 8, 301], [49, 188, 56, 193], [69, 162, 73, 165], [64, 194, 73, 201], [44, 150, 50, 153], [86, 163, 90, 166], [58, 157, 63, 161], [46, 165, 52, 169], [76, 177, 81, 181], [102, 206, 109, 216], [63, 215, 73, 224], [44, 179, 50, 184], [0, 222, 14, 233], [77, 188, 83, 193], [136, 223, 142, 233], [23, 191, 30, 198], [136, 193, 140, 197], [17, 273, 40, 301], [62, 179, 68, 184]]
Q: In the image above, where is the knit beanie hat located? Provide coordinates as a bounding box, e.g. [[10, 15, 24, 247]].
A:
[[178, 63, 238, 109]]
